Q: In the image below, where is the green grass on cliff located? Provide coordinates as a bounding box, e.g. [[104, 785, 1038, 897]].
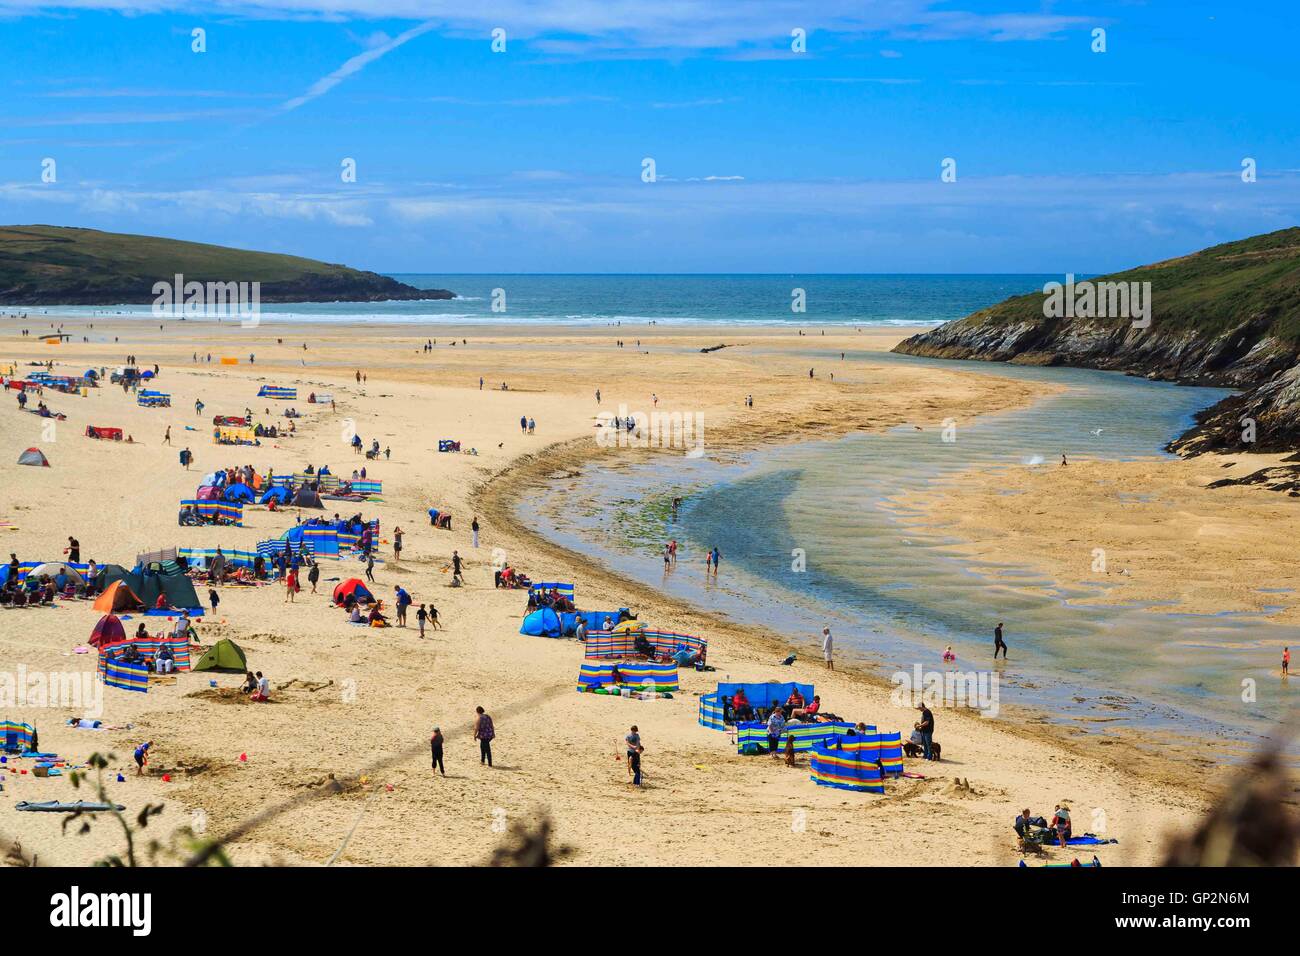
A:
[[955, 227, 1300, 343]]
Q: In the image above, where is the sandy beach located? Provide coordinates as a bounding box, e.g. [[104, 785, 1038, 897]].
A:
[[1, 317, 1272, 867]]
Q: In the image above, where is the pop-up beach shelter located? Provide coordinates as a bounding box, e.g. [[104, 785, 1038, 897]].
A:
[[89, 614, 126, 648], [27, 563, 85, 586], [291, 486, 324, 509], [193, 638, 247, 672], [132, 560, 204, 614], [260, 486, 291, 504], [93, 580, 143, 613], [17, 447, 49, 467], [520, 607, 563, 637], [223, 483, 256, 502], [332, 578, 374, 605]]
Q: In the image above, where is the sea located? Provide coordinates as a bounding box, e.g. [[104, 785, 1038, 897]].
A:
[[30, 274, 1054, 327]]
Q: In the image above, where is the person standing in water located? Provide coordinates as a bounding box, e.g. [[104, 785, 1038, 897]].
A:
[[710, 546, 721, 576], [1284, 646, 1291, 677], [994, 621, 1008, 660]]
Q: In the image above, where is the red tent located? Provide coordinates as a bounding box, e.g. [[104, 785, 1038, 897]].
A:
[[89, 613, 126, 647], [332, 578, 374, 606]]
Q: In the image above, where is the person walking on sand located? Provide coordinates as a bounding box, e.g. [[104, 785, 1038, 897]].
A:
[[417, 603, 428, 638], [428, 602, 441, 630], [520, 415, 527, 435], [430, 727, 445, 776], [392, 526, 403, 563], [474, 706, 495, 766], [163, 425, 171, 445], [471, 516, 480, 549], [365, 553, 376, 583], [626, 725, 644, 786], [821, 625, 834, 670], [451, 550, 463, 586], [284, 565, 299, 602], [994, 621, 1008, 660], [307, 561, 320, 594]]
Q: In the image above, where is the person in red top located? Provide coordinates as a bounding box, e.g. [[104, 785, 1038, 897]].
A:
[[792, 695, 821, 720], [731, 688, 753, 722], [783, 688, 806, 718]]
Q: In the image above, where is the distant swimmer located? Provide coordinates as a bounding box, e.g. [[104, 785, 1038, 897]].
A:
[[994, 621, 1007, 660]]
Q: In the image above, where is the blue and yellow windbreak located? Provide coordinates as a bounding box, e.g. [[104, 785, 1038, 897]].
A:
[[698, 693, 726, 730], [576, 661, 679, 693], [737, 721, 863, 754], [257, 385, 297, 399], [103, 657, 150, 693]]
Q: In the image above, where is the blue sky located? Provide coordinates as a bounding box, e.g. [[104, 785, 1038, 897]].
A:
[[1, 1, 1297, 273]]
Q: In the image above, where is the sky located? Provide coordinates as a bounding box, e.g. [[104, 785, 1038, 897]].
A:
[[1, 1, 1298, 273]]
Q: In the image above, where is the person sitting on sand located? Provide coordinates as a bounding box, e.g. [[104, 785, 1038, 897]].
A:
[[633, 631, 656, 660], [250, 671, 270, 702], [368, 602, 389, 627], [154, 593, 170, 611], [1014, 808, 1050, 843], [241, 671, 257, 694], [135, 623, 149, 640]]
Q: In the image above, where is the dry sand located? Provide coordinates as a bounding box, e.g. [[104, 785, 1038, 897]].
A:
[[0, 318, 1254, 866]]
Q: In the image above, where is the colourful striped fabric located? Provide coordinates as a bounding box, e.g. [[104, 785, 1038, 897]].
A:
[[576, 661, 679, 693], [5, 561, 92, 582], [698, 693, 726, 730], [100, 638, 192, 673], [257, 385, 297, 399], [181, 500, 244, 526], [810, 741, 885, 793], [103, 657, 149, 693], [301, 527, 340, 556], [875, 730, 904, 775], [530, 582, 575, 601], [0, 719, 37, 750], [256, 539, 316, 559], [737, 721, 862, 754], [583, 629, 707, 661], [179, 548, 259, 570]]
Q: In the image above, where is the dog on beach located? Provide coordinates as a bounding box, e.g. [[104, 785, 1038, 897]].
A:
[[903, 740, 942, 761]]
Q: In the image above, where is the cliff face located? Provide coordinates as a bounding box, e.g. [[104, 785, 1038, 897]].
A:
[[893, 228, 1300, 455], [0, 225, 452, 304]]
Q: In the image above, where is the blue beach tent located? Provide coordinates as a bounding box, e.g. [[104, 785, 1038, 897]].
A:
[[520, 607, 563, 637]]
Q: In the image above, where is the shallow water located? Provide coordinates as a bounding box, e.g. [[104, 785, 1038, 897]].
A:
[[521, 352, 1300, 751]]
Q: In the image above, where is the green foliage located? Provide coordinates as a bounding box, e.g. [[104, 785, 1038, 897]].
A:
[[951, 227, 1300, 344]]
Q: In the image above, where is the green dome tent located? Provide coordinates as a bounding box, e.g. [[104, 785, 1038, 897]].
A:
[[194, 639, 247, 672]]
